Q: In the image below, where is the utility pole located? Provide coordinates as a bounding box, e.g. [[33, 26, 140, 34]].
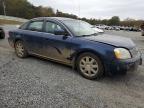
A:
[[2, 0, 6, 16]]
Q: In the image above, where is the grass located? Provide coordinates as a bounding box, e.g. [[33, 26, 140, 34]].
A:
[[0, 19, 23, 25]]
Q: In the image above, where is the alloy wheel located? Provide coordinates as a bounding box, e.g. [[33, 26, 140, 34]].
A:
[[15, 41, 25, 57], [79, 56, 99, 77]]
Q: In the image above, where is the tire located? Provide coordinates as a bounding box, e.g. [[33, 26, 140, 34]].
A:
[[0, 29, 5, 39], [76, 52, 104, 80], [14, 40, 28, 58]]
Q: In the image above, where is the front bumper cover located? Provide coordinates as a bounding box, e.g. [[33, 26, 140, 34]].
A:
[[106, 53, 142, 75]]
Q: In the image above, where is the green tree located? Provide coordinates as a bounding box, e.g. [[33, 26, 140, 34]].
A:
[[108, 16, 120, 26], [34, 6, 55, 17], [0, 0, 55, 19], [56, 10, 78, 19], [0, 0, 143, 28]]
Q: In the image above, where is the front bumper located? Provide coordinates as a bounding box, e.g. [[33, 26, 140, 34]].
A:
[[106, 53, 142, 75]]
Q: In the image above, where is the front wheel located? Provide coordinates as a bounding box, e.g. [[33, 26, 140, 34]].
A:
[[77, 53, 104, 80], [15, 40, 28, 58]]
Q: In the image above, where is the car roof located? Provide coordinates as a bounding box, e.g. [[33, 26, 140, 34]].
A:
[[31, 17, 78, 22]]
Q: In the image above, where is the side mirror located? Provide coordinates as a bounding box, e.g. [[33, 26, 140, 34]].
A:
[[54, 29, 68, 36]]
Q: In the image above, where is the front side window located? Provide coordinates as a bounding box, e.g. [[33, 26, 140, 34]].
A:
[[27, 21, 43, 31], [45, 21, 64, 34]]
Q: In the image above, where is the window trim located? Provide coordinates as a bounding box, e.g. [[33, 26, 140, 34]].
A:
[[43, 20, 71, 36], [19, 22, 29, 30], [25, 20, 45, 32], [19, 18, 73, 37], [44, 21, 64, 34]]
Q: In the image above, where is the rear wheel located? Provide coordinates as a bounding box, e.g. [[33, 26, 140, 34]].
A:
[[77, 53, 104, 80], [15, 40, 28, 58]]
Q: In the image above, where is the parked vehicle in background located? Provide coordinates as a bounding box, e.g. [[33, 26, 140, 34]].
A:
[[123, 26, 131, 31], [8, 17, 142, 80], [95, 24, 107, 30], [0, 27, 5, 39], [92, 26, 104, 33], [0, 25, 19, 39], [119, 26, 125, 30], [140, 23, 144, 36], [112, 26, 120, 31], [93, 25, 141, 32], [105, 26, 114, 30], [142, 30, 144, 36], [128, 27, 140, 32]]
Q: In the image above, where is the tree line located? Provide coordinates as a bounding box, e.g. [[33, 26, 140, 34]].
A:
[[0, 0, 143, 27]]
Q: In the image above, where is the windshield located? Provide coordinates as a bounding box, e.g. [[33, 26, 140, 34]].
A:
[[63, 20, 97, 37]]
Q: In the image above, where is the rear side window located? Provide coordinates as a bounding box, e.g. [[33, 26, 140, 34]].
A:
[[27, 21, 43, 32], [19, 22, 29, 30], [45, 21, 64, 34]]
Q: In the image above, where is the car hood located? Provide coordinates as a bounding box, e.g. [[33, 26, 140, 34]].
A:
[[82, 34, 135, 49]]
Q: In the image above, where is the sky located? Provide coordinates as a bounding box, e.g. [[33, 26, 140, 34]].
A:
[[28, 0, 144, 20]]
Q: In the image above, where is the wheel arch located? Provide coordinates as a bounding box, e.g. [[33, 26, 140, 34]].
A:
[[14, 38, 23, 46], [72, 49, 105, 71]]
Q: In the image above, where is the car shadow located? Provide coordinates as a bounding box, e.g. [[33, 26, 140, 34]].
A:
[[28, 55, 78, 73], [99, 67, 144, 85], [13, 53, 144, 84]]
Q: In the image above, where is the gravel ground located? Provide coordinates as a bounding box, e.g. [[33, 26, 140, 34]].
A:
[[0, 30, 144, 108]]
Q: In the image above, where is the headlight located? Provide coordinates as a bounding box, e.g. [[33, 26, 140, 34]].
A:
[[114, 48, 131, 59]]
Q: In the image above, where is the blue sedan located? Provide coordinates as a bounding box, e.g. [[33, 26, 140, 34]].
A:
[[8, 17, 142, 80]]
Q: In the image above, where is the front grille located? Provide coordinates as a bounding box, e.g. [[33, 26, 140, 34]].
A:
[[130, 47, 139, 58]]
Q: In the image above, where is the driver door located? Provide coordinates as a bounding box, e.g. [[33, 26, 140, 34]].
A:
[[42, 20, 72, 64]]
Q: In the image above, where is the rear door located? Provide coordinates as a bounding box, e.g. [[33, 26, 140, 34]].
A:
[[22, 20, 45, 55]]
